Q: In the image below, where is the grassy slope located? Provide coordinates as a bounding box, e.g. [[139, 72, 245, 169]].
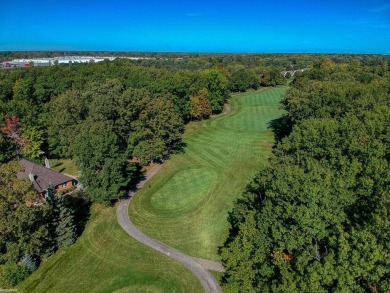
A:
[[18, 205, 203, 293], [129, 88, 286, 260], [18, 88, 285, 292]]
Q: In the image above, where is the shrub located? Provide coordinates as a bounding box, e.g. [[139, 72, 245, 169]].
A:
[[0, 262, 29, 288]]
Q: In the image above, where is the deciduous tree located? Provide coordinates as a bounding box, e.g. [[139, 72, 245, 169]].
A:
[[189, 88, 212, 120], [0, 161, 48, 264], [74, 121, 134, 203]]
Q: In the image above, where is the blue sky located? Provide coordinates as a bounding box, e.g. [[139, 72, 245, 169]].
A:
[[1, 0, 389, 53]]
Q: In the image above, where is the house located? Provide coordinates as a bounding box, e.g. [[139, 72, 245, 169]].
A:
[[18, 159, 77, 196]]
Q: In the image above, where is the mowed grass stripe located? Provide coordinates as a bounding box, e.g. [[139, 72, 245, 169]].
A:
[[151, 167, 217, 213], [129, 87, 287, 260], [18, 205, 203, 293], [19, 87, 286, 292]]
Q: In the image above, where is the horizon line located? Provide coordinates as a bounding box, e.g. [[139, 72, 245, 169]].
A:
[[0, 50, 389, 56]]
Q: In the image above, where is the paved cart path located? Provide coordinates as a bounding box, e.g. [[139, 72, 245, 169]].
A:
[[117, 164, 224, 293]]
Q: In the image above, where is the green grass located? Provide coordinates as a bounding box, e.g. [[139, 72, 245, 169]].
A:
[[51, 159, 80, 176], [129, 88, 287, 260], [210, 271, 223, 283], [18, 88, 286, 292], [18, 205, 203, 293]]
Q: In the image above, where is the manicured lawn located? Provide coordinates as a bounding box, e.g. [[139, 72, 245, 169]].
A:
[[51, 159, 80, 177], [18, 88, 285, 292], [18, 205, 203, 293], [129, 88, 286, 260]]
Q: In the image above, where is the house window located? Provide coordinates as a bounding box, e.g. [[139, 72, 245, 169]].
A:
[[63, 183, 67, 188]]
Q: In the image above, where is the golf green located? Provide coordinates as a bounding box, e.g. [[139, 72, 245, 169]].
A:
[[18, 88, 285, 292], [129, 88, 286, 260]]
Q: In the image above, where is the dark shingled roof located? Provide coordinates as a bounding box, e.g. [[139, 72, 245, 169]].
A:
[[18, 159, 74, 193]]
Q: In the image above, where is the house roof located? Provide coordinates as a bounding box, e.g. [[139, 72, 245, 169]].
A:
[[18, 159, 74, 193]]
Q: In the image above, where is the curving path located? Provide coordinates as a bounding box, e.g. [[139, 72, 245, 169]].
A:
[[117, 164, 223, 293]]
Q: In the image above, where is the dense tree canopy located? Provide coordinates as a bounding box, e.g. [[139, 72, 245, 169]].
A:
[[74, 120, 134, 203], [221, 61, 390, 292], [229, 68, 259, 92], [0, 162, 48, 263], [0, 134, 13, 163]]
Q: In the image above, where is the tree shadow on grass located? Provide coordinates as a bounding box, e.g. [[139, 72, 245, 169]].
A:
[[65, 191, 91, 237], [171, 141, 187, 155], [267, 114, 292, 144], [128, 164, 145, 192]]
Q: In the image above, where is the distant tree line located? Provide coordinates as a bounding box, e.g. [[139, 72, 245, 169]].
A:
[[220, 57, 390, 292]]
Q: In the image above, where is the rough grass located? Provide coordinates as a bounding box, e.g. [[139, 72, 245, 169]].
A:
[[129, 88, 286, 260], [18, 205, 203, 293]]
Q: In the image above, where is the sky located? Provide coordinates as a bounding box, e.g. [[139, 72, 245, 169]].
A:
[[1, 0, 389, 53]]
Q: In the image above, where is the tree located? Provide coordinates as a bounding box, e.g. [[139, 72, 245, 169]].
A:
[[74, 120, 134, 203], [0, 134, 13, 163], [47, 90, 90, 157], [200, 68, 229, 113], [118, 87, 184, 165], [8, 77, 38, 126], [0, 161, 49, 264], [45, 183, 77, 252], [189, 88, 212, 120], [0, 116, 26, 158], [0, 262, 28, 289], [46, 182, 59, 208], [128, 97, 184, 165], [260, 67, 286, 86], [0, 116, 43, 160], [22, 253, 37, 272], [12, 78, 34, 104], [21, 126, 44, 159], [315, 56, 336, 71], [55, 198, 77, 248], [45, 183, 60, 256], [229, 68, 259, 92], [221, 62, 390, 292], [87, 79, 124, 124]]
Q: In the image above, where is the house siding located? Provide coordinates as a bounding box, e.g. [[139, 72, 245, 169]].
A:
[[55, 180, 74, 192]]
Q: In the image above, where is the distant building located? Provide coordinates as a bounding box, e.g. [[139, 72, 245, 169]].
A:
[[17, 159, 77, 196], [1, 56, 155, 69]]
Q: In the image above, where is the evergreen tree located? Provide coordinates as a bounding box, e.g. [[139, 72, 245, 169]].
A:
[[46, 182, 60, 208], [55, 198, 77, 248], [22, 252, 37, 272], [45, 183, 77, 249], [44, 182, 60, 256]]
